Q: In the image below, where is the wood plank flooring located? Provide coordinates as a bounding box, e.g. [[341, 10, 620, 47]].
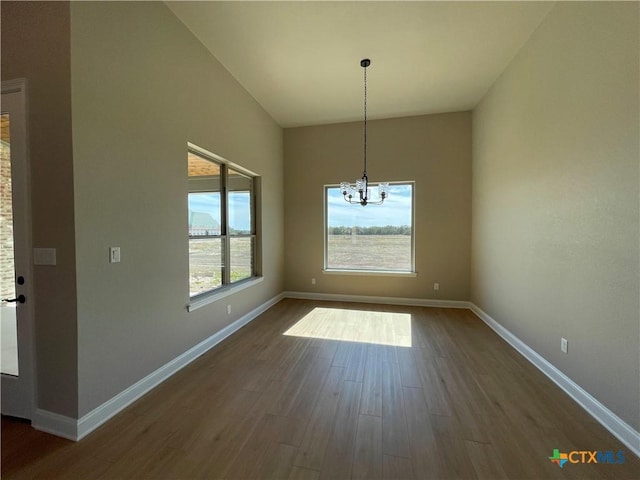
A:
[[2, 299, 639, 479]]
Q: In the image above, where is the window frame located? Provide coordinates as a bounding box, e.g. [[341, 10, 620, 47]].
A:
[[323, 181, 416, 276], [187, 143, 261, 310]]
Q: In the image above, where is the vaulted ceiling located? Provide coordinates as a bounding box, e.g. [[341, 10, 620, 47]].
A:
[[167, 1, 554, 127]]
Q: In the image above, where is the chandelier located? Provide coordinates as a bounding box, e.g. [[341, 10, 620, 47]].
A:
[[340, 58, 389, 206]]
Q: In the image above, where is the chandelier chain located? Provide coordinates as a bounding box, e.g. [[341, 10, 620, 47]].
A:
[[363, 62, 367, 176], [339, 58, 388, 207]]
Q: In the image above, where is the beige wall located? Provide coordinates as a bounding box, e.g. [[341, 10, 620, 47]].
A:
[[1, 1, 79, 417], [284, 113, 471, 300], [70, 2, 284, 416], [472, 2, 639, 430]]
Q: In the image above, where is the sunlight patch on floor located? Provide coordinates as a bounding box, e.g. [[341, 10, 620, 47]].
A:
[[283, 307, 411, 347]]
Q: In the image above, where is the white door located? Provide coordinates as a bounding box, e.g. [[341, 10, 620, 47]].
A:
[[1, 79, 35, 419]]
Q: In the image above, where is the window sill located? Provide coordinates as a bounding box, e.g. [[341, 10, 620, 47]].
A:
[[187, 276, 264, 312], [322, 269, 417, 277]]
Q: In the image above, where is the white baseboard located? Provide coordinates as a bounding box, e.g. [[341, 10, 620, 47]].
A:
[[32, 292, 284, 441], [469, 303, 640, 459], [283, 290, 470, 309], [32, 409, 78, 441]]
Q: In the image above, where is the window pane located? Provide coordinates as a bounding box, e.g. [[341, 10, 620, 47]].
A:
[[187, 152, 220, 177], [228, 169, 252, 235], [230, 237, 253, 283], [188, 192, 221, 236], [228, 191, 251, 234], [189, 237, 223, 296], [228, 168, 252, 191], [326, 183, 413, 271]]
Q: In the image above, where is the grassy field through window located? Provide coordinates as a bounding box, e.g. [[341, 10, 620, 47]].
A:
[[189, 237, 252, 295], [327, 234, 412, 271]]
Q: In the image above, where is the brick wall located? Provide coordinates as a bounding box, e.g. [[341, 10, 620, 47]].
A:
[[1, 132, 16, 300]]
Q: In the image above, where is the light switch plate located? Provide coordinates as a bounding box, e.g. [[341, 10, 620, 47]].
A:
[[34, 248, 57, 266], [109, 247, 121, 263]]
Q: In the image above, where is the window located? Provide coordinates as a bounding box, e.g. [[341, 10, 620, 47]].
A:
[[188, 147, 257, 298], [324, 182, 414, 273]]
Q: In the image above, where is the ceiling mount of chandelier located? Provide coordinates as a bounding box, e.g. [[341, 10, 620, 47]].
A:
[[340, 58, 389, 207]]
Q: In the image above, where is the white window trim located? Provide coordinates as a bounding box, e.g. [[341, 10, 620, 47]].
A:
[[323, 181, 416, 274], [187, 276, 264, 312]]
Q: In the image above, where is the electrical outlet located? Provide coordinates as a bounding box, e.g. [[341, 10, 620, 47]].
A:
[[226, 305, 231, 315], [311, 278, 316, 285], [434, 283, 439, 291], [561, 337, 568, 354]]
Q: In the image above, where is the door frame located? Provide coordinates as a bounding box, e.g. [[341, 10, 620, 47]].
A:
[[2, 78, 36, 420]]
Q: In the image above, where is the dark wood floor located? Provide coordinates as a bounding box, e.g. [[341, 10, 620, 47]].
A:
[[2, 299, 639, 479]]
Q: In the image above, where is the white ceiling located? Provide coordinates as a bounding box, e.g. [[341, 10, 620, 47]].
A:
[[167, 1, 554, 128]]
